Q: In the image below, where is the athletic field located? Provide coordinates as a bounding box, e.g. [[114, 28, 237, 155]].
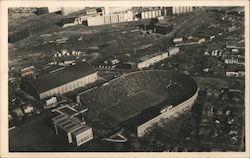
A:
[[103, 91, 164, 122]]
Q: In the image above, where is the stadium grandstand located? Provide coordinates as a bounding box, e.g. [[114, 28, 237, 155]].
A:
[[77, 70, 198, 138]]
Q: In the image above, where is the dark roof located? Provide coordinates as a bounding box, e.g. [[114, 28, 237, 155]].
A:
[[30, 62, 95, 93], [60, 17, 77, 25], [226, 64, 244, 72], [154, 23, 172, 27]]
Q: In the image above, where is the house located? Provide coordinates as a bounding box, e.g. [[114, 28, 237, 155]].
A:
[[22, 104, 34, 114], [225, 64, 245, 77]]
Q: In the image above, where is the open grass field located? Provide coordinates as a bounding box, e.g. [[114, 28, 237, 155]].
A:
[[103, 91, 164, 122]]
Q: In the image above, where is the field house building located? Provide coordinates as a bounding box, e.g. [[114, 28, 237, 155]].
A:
[[21, 62, 98, 99]]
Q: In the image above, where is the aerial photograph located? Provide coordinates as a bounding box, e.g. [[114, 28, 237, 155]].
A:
[[8, 6, 245, 152]]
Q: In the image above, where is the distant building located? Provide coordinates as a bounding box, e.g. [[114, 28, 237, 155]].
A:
[[140, 9, 162, 19], [137, 47, 179, 69], [173, 37, 183, 43], [45, 97, 57, 109], [154, 23, 173, 35], [36, 7, 61, 15], [21, 65, 35, 77], [225, 64, 245, 77], [104, 7, 132, 15], [85, 8, 97, 15], [172, 6, 193, 14], [224, 57, 244, 65], [87, 11, 133, 26], [21, 62, 98, 99], [174, 36, 206, 46], [22, 104, 34, 114], [61, 7, 85, 16], [202, 103, 214, 117], [47, 7, 61, 13], [226, 41, 245, 49], [60, 17, 80, 28]]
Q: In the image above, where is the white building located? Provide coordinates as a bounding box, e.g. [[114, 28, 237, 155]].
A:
[[22, 105, 34, 114], [61, 7, 85, 16], [87, 10, 133, 26], [141, 9, 161, 19], [172, 6, 193, 14], [51, 105, 93, 146], [104, 7, 132, 15], [21, 62, 98, 99], [137, 47, 179, 69]]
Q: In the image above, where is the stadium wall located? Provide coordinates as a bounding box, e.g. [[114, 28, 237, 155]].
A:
[[137, 88, 198, 137], [39, 72, 98, 99]]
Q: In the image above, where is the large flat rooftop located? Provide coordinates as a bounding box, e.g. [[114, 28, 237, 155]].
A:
[[28, 62, 95, 93]]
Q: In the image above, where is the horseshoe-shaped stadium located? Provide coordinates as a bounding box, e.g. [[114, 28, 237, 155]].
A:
[[78, 70, 198, 137]]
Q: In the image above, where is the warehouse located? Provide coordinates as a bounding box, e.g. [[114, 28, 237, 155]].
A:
[[141, 9, 161, 19], [172, 6, 194, 14], [137, 47, 179, 69], [21, 62, 98, 99], [87, 11, 133, 26]]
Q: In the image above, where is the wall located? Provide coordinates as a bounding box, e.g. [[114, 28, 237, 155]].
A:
[[137, 89, 198, 137], [141, 9, 161, 19], [87, 11, 133, 26], [172, 6, 193, 15], [74, 128, 93, 146], [137, 52, 169, 69]]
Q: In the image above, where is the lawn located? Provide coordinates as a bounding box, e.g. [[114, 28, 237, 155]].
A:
[[104, 91, 163, 122]]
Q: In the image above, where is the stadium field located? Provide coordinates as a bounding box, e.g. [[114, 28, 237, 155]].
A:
[[103, 91, 164, 122]]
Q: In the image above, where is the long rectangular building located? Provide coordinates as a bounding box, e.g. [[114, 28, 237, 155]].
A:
[[137, 47, 179, 69], [21, 62, 98, 99]]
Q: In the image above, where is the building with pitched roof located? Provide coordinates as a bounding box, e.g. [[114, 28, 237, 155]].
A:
[[21, 62, 98, 99]]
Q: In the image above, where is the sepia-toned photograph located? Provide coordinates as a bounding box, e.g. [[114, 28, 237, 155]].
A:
[[1, 1, 249, 157]]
